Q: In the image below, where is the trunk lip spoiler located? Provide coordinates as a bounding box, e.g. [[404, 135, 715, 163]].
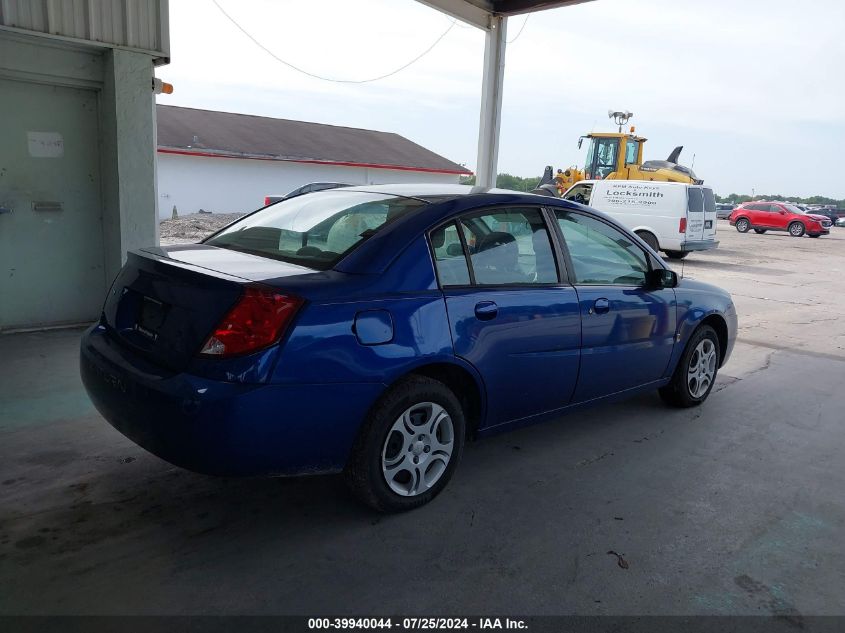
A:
[[135, 245, 316, 284], [135, 247, 254, 284]]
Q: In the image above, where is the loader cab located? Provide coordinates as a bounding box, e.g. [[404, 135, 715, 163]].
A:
[[580, 134, 645, 180]]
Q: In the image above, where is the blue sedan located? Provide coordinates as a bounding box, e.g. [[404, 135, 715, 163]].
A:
[[80, 184, 737, 512]]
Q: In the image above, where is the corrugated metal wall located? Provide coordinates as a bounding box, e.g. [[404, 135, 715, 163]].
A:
[[0, 0, 168, 60]]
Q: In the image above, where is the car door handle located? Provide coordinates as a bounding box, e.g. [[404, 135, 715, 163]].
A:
[[590, 298, 610, 315], [474, 301, 498, 321]]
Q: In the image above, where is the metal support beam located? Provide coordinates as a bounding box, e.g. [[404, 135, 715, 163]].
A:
[[414, 0, 492, 29], [474, 15, 507, 189]]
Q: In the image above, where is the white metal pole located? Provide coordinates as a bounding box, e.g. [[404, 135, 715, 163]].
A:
[[475, 15, 507, 189]]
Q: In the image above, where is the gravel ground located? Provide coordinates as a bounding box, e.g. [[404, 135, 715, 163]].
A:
[[159, 212, 246, 245]]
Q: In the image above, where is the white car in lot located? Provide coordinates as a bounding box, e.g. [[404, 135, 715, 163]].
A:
[[562, 180, 719, 260]]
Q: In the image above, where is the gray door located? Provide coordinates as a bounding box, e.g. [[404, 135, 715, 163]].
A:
[[0, 78, 105, 330]]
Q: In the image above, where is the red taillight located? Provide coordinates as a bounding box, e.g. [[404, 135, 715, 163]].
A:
[[263, 196, 272, 206], [679, 217, 687, 233], [199, 288, 303, 358]]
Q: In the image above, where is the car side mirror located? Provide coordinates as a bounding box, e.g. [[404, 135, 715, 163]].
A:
[[647, 268, 678, 289]]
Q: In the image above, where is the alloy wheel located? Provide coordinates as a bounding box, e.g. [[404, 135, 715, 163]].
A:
[[687, 339, 717, 399], [381, 402, 454, 497]]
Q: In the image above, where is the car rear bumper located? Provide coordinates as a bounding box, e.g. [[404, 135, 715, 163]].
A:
[[80, 325, 384, 476], [681, 240, 719, 252]]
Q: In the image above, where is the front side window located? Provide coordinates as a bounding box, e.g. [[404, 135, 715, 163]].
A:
[[459, 208, 559, 285], [585, 138, 620, 180], [555, 211, 649, 286], [564, 184, 593, 205], [205, 190, 426, 270]]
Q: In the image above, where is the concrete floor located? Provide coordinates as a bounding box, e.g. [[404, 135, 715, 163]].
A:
[[1, 224, 844, 616]]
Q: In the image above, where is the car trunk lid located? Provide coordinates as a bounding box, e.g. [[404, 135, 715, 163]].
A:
[[102, 246, 316, 371]]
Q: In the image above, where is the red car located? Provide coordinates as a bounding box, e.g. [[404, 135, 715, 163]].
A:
[[729, 202, 831, 238]]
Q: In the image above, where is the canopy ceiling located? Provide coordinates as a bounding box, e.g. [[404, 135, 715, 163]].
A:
[[416, 0, 594, 29]]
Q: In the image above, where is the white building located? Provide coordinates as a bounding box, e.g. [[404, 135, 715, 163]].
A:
[[156, 105, 471, 217]]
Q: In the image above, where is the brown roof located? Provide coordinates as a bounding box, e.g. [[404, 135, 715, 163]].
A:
[[156, 105, 470, 175]]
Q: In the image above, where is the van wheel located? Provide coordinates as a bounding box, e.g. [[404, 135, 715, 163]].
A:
[[788, 222, 805, 237], [345, 376, 465, 513], [754, 229, 767, 234], [665, 251, 689, 260], [735, 218, 750, 233], [635, 231, 659, 252]]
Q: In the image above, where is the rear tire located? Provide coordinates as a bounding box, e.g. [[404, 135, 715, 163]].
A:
[[754, 228, 767, 234], [788, 222, 805, 237], [636, 231, 659, 252], [659, 325, 720, 408], [665, 251, 689, 260], [735, 218, 750, 233], [809, 234, 820, 238], [345, 376, 465, 513]]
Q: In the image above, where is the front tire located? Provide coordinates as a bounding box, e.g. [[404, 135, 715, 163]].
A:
[[659, 325, 720, 408], [789, 222, 805, 237], [665, 251, 689, 260], [345, 376, 465, 512], [735, 218, 750, 233]]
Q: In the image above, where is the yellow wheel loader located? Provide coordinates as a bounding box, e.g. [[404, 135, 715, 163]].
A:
[[538, 111, 702, 196]]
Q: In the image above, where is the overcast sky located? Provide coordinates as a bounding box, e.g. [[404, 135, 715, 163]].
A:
[[157, 0, 845, 198]]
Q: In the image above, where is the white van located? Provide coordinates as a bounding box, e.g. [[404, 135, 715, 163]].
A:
[[561, 180, 719, 259]]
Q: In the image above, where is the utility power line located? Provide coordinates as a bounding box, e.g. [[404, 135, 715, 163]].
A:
[[507, 15, 530, 44], [211, 0, 458, 84]]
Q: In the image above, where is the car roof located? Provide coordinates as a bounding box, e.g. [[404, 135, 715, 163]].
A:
[[574, 179, 701, 188], [334, 186, 611, 274], [340, 183, 545, 200]]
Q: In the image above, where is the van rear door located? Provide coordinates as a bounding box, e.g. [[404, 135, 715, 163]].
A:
[[702, 188, 718, 241], [686, 187, 705, 241]]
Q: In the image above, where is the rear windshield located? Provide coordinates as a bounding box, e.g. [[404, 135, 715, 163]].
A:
[[205, 190, 427, 269], [688, 188, 704, 213], [703, 188, 716, 213]]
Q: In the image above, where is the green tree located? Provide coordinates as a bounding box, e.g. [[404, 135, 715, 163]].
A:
[[458, 173, 542, 191], [717, 192, 843, 207]]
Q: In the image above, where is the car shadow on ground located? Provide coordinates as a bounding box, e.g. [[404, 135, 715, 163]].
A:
[[2, 391, 676, 567]]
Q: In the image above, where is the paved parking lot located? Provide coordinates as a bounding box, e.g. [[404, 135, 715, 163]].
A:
[[1, 222, 844, 617]]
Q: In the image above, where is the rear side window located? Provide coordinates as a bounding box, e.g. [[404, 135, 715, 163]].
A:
[[688, 188, 704, 213], [460, 208, 559, 285], [206, 190, 426, 270], [625, 140, 640, 165], [430, 223, 471, 286]]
